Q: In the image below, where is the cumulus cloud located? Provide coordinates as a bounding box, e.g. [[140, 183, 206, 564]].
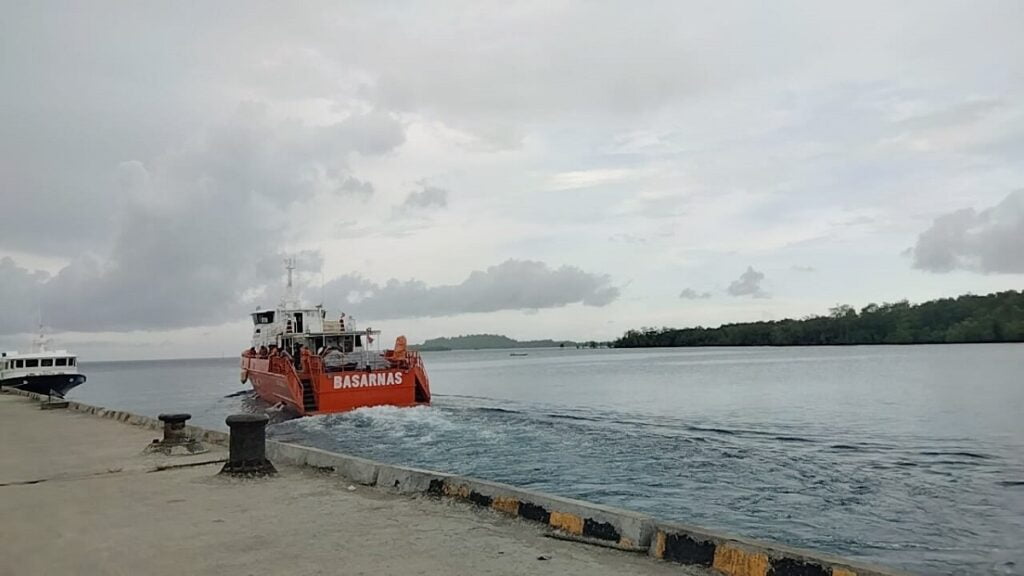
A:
[[400, 185, 449, 210], [319, 259, 619, 320], [337, 176, 374, 199], [911, 190, 1024, 274], [727, 266, 768, 298], [679, 288, 711, 300]]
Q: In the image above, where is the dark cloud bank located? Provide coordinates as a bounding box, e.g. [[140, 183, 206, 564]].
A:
[[0, 96, 615, 335], [318, 259, 619, 321], [2, 251, 618, 334], [1, 255, 619, 334]]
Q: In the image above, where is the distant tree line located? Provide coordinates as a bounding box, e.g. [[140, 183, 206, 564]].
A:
[[415, 334, 577, 351], [613, 291, 1024, 348]]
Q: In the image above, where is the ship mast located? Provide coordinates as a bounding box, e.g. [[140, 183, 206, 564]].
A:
[[31, 319, 51, 353], [280, 257, 298, 309]]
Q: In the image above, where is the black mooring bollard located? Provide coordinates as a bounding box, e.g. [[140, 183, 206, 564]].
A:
[[220, 413, 276, 476], [145, 413, 207, 455], [159, 413, 190, 443]]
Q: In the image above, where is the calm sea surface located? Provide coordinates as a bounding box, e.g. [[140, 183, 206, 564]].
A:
[[73, 345, 1024, 575]]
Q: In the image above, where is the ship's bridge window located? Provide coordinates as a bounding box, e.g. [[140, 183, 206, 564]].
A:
[[69, 358, 76, 367], [15, 360, 24, 368], [42, 358, 53, 367], [26, 359, 38, 368], [253, 311, 275, 325], [55, 358, 67, 366]]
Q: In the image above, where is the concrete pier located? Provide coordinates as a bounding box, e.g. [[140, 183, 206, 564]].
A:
[[0, 393, 704, 576]]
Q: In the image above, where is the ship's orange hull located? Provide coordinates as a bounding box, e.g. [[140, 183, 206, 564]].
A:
[[240, 354, 430, 416]]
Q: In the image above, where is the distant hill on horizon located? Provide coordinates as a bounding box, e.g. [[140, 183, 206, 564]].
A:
[[414, 334, 578, 351]]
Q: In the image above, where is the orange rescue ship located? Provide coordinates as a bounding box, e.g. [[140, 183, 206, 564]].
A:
[[240, 261, 430, 415]]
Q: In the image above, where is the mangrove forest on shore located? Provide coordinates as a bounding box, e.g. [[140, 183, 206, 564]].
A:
[[614, 290, 1024, 348]]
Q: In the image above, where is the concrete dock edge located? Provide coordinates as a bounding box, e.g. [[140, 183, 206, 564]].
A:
[[265, 441, 380, 485], [376, 463, 455, 494], [1, 387, 912, 576]]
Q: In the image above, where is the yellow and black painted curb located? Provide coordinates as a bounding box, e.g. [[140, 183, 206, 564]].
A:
[[421, 474, 899, 576], [649, 525, 883, 576], [430, 478, 639, 546]]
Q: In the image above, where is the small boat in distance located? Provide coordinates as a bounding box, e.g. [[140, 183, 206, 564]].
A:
[[240, 259, 431, 416], [509, 353, 529, 357], [0, 327, 86, 397]]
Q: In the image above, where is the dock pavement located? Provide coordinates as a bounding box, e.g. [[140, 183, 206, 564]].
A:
[[0, 393, 707, 576]]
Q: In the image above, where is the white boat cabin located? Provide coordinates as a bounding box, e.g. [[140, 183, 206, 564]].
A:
[[251, 306, 378, 347], [0, 350, 80, 381], [249, 306, 390, 371], [248, 259, 392, 371]]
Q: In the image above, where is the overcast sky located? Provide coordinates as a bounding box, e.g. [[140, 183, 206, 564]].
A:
[[2, 2, 1022, 360]]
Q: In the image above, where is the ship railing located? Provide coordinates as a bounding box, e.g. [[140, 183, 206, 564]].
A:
[[269, 353, 305, 412], [316, 350, 384, 371], [322, 320, 344, 333], [311, 348, 418, 372], [382, 349, 422, 371]]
